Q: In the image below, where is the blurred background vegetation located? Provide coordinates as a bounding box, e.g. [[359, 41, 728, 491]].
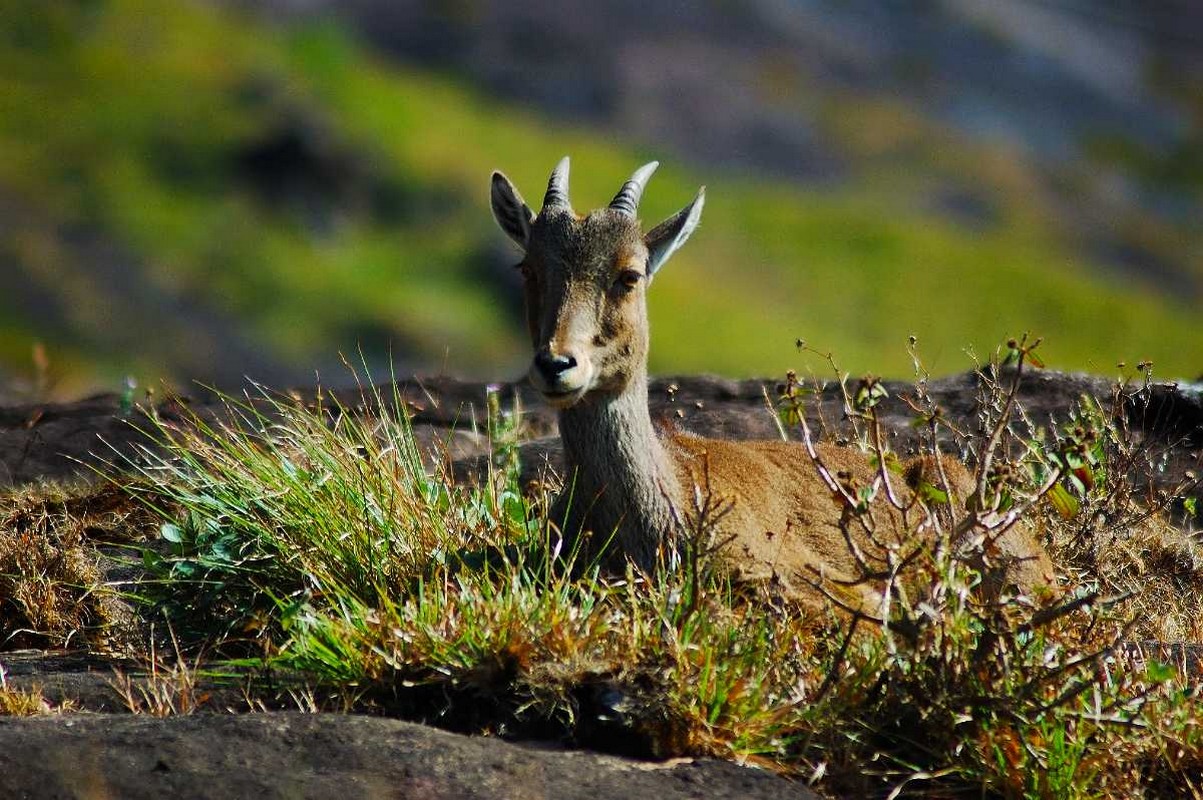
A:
[[0, 0, 1200, 400]]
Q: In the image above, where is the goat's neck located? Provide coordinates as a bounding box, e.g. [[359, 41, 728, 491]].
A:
[[556, 373, 680, 566]]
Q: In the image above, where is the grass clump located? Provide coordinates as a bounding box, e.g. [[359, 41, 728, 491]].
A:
[[114, 350, 1203, 797], [114, 378, 790, 750], [0, 679, 76, 717], [119, 389, 509, 651], [0, 482, 142, 652]]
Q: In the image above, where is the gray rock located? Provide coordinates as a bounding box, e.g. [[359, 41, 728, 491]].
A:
[[0, 712, 811, 800]]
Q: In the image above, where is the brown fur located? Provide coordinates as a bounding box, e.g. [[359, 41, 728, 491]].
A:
[[490, 159, 1055, 614], [668, 436, 1055, 612]]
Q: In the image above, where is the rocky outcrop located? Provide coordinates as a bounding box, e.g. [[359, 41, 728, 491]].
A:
[[3, 369, 1199, 490], [0, 711, 809, 800]]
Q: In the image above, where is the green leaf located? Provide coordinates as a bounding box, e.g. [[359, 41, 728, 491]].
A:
[[777, 406, 803, 428], [172, 560, 199, 579], [142, 548, 164, 571], [855, 485, 876, 513], [1047, 483, 1080, 520], [853, 380, 888, 412], [869, 451, 904, 475], [1145, 660, 1176, 683], [209, 538, 234, 564], [160, 522, 184, 543], [916, 479, 949, 506], [994, 489, 1014, 513]]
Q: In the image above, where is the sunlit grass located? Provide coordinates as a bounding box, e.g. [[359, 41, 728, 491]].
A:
[[0, 682, 76, 717]]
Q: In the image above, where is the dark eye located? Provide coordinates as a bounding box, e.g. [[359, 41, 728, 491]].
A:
[[615, 269, 642, 291]]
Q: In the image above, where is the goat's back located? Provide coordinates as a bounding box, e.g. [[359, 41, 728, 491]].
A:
[[666, 435, 1055, 611]]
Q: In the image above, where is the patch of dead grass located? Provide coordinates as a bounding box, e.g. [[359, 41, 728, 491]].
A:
[[0, 481, 151, 652]]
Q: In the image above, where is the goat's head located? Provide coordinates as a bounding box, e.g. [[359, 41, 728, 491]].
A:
[[490, 157, 704, 407]]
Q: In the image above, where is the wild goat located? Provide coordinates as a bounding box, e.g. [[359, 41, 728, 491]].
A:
[[490, 157, 1055, 615]]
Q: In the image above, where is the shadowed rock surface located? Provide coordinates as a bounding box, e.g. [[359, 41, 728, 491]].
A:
[[0, 712, 808, 800], [3, 369, 1199, 490]]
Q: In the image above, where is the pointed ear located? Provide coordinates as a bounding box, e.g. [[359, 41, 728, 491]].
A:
[[491, 171, 535, 251], [644, 188, 705, 278]]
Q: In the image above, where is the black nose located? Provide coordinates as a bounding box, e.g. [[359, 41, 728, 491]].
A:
[[535, 349, 577, 380]]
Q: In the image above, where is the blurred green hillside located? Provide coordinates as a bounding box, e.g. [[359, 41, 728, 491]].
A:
[[1, 0, 1200, 400]]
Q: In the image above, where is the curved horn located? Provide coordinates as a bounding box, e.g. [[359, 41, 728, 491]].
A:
[[542, 156, 571, 211], [609, 161, 659, 217]]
